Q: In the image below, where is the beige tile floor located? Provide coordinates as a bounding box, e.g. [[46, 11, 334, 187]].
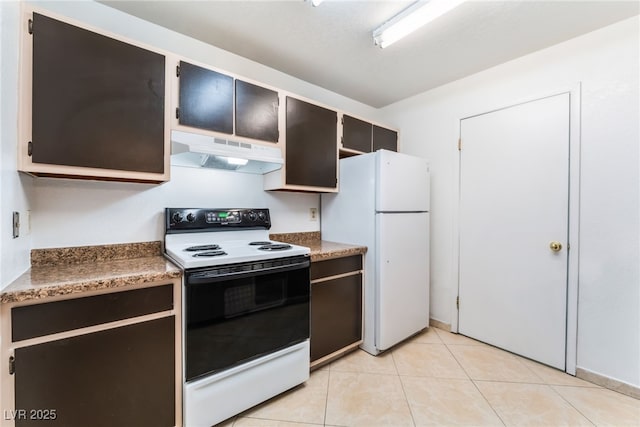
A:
[[217, 328, 640, 427]]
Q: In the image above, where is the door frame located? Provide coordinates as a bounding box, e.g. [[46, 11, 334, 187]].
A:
[[450, 84, 582, 374]]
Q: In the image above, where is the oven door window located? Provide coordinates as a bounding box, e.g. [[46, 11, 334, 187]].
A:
[[185, 261, 309, 382]]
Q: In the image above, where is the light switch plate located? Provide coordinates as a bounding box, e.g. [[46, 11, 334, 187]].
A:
[[12, 211, 20, 238]]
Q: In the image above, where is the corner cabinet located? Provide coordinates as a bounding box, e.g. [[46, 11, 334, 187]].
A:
[[310, 255, 363, 367], [0, 283, 182, 427], [264, 96, 338, 192], [341, 114, 398, 157], [19, 11, 171, 183]]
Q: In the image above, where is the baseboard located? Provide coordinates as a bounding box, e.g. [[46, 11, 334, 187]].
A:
[[576, 367, 640, 399], [429, 318, 451, 332]]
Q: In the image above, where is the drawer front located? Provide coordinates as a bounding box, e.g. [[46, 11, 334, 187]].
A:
[[12, 284, 173, 342], [310, 255, 362, 280]]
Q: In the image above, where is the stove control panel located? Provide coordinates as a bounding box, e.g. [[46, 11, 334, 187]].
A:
[[166, 208, 271, 233]]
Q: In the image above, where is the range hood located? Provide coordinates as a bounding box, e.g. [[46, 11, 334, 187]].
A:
[[170, 130, 283, 174]]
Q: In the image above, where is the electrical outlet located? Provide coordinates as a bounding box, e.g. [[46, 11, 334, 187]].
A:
[[12, 211, 20, 238], [309, 208, 318, 221]]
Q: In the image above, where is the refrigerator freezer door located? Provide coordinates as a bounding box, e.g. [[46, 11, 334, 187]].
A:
[[376, 150, 430, 212], [375, 212, 430, 351]]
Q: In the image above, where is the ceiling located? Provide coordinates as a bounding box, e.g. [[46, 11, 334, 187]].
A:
[[100, 0, 639, 108]]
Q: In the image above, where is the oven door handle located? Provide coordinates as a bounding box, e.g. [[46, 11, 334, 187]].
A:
[[187, 258, 310, 284]]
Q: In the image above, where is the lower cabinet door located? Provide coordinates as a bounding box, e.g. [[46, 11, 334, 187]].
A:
[[14, 317, 175, 427], [311, 274, 362, 362]]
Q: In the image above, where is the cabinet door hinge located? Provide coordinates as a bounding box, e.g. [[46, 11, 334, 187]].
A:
[[9, 356, 15, 375], [176, 65, 180, 77], [27, 141, 33, 157], [456, 296, 460, 310], [341, 117, 344, 125], [175, 108, 180, 120], [458, 138, 462, 151], [28, 19, 33, 35]]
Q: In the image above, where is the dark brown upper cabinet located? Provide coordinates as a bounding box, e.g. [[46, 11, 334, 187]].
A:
[[342, 115, 372, 153], [177, 61, 233, 134], [235, 80, 279, 142], [341, 114, 398, 155], [285, 97, 337, 189], [373, 125, 398, 152], [29, 12, 167, 180]]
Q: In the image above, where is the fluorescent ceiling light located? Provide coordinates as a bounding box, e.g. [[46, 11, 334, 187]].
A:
[[373, 0, 465, 48]]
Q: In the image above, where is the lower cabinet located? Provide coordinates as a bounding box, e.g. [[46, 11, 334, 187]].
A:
[[14, 318, 174, 427], [310, 255, 363, 365], [1, 283, 181, 427]]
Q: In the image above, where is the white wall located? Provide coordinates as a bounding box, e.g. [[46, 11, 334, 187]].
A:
[[0, 0, 384, 280], [382, 17, 640, 388], [30, 167, 319, 248], [1, 1, 33, 287]]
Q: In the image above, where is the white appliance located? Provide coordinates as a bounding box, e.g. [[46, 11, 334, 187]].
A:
[[164, 208, 311, 427], [170, 130, 284, 174], [321, 150, 430, 355]]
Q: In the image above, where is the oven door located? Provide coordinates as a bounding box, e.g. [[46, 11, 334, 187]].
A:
[[184, 255, 310, 382]]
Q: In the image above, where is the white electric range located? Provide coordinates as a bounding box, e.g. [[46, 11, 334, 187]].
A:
[[165, 208, 311, 427]]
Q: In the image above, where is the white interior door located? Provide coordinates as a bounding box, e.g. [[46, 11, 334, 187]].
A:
[[458, 93, 570, 369], [376, 212, 430, 351]]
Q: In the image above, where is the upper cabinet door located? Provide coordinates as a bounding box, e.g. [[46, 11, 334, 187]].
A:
[[286, 97, 337, 189], [235, 80, 279, 143], [31, 13, 166, 175], [373, 125, 398, 152], [178, 61, 233, 134], [342, 115, 372, 153]]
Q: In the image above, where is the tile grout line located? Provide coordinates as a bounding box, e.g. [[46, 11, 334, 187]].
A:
[[440, 329, 599, 427], [439, 334, 507, 427], [390, 349, 418, 427], [547, 384, 598, 427], [323, 366, 331, 427]]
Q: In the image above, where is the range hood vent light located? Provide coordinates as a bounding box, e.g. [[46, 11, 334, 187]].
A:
[[171, 130, 283, 174]]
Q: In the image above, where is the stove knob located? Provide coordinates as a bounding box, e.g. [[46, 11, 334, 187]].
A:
[[172, 212, 184, 223], [257, 211, 266, 221], [186, 213, 196, 222], [248, 211, 258, 221]]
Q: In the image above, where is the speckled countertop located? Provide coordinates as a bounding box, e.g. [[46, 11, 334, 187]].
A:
[[269, 232, 367, 262], [1, 242, 181, 304]]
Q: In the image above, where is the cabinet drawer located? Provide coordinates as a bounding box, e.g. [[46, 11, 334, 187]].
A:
[[12, 285, 173, 342], [310, 255, 362, 281]]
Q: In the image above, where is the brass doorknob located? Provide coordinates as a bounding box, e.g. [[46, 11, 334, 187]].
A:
[[549, 241, 563, 252]]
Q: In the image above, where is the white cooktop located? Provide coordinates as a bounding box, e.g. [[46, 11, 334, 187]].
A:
[[165, 230, 310, 269]]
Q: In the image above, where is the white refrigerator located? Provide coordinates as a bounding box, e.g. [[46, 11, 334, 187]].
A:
[[321, 150, 430, 355]]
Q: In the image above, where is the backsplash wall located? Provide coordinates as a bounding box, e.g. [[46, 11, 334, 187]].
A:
[[31, 165, 319, 249]]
